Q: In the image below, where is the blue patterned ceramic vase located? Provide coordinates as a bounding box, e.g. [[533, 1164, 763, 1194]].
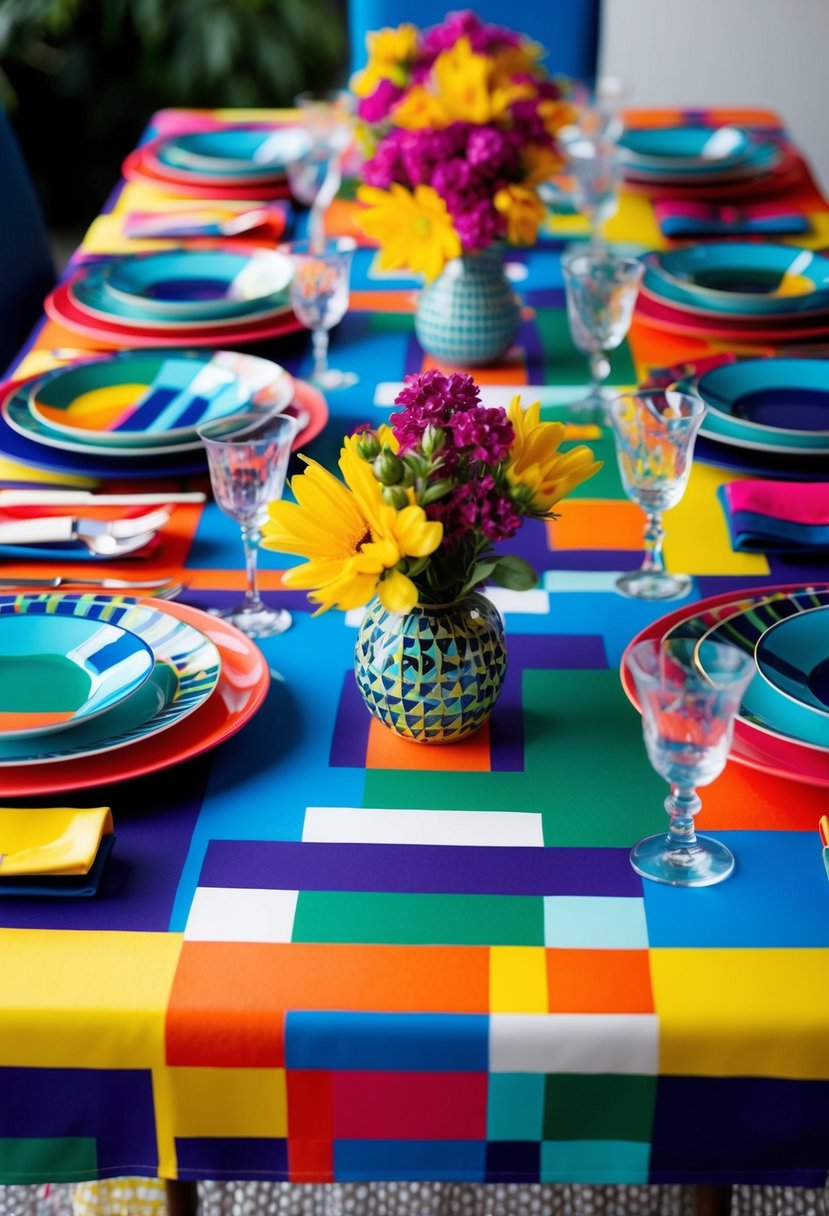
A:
[[414, 249, 521, 367], [354, 593, 508, 743]]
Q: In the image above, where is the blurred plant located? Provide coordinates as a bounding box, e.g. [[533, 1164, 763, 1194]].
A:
[[0, 0, 346, 223]]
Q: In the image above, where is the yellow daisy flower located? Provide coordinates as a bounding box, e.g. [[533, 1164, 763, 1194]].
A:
[[357, 183, 462, 280], [389, 84, 452, 130], [351, 23, 419, 97], [506, 396, 603, 514], [494, 184, 547, 246], [262, 436, 442, 615]]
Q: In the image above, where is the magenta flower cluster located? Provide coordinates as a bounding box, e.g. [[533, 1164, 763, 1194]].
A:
[[390, 371, 521, 543]]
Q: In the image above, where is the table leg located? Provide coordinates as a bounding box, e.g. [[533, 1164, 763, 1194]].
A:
[[693, 1184, 732, 1216], [166, 1179, 199, 1216]]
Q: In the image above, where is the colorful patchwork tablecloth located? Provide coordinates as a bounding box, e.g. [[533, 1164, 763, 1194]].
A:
[[1, 107, 828, 1192]]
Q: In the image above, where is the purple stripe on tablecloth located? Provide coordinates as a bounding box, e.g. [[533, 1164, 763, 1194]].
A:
[[405, 331, 425, 376], [525, 288, 566, 308], [176, 1137, 288, 1180], [198, 839, 641, 896], [766, 553, 829, 585], [330, 669, 372, 767], [520, 313, 547, 384], [0, 1066, 158, 1174], [0, 758, 211, 932], [549, 549, 644, 571], [179, 589, 313, 617]]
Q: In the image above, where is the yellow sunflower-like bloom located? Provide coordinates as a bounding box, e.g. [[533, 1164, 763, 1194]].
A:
[[262, 436, 442, 615], [351, 23, 419, 97], [506, 396, 603, 514], [357, 183, 462, 280], [538, 98, 578, 138], [521, 144, 561, 187], [388, 84, 452, 130], [424, 38, 534, 126], [494, 184, 547, 246]]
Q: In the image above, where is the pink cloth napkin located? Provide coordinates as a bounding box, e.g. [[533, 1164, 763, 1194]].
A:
[[654, 200, 810, 238], [725, 480, 829, 524]]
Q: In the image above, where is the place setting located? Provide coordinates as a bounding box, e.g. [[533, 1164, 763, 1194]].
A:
[[122, 124, 306, 198], [0, 347, 328, 482], [44, 244, 307, 347], [618, 122, 803, 199]]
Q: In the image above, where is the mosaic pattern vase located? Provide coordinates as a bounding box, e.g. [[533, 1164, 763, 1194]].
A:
[[354, 593, 508, 744], [414, 249, 521, 367]]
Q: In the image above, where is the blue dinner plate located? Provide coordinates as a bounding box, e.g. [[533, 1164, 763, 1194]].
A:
[[0, 379, 206, 479], [30, 352, 249, 448], [0, 594, 221, 766], [0, 613, 154, 738], [644, 246, 829, 317], [620, 125, 752, 169], [697, 591, 829, 751], [756, 606, 829, 718], [159, 127, 307, 174], [694, 433, 829, 479], [102, 249, 293, 320], [696, 359, 829, 451]]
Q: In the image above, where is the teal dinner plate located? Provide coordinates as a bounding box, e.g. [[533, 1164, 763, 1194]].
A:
[[623, 135, 780, 183], [71, 261, 293, 331], [696, 359, 829, 451], [159, 127, 308, 174], [620, 125, 752, 169], [102, 249, 293, 320], [28, 350, 291, 449], [648, 245, 829, 316], [695, 590, 829, 751], [0, 594, 221, 766], [756, 606, 829, 719], [0, 613, 153, 738]]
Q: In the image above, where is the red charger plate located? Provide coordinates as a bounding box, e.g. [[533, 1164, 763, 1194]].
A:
[[623, 145, 804, 200], [123, 142, 291, 200], [620, 582, 829, 787], [635, 291, 829, 342], [0, 597, 270, 796]]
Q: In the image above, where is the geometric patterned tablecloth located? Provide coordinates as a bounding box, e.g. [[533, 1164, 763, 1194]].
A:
[[0, 107, 828, 1192]]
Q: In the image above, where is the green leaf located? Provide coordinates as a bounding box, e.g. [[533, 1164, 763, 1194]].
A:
[[458, 559, 498, 599], [490, 556, 538, 591]]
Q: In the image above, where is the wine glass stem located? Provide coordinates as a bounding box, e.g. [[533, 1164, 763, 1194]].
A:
[[241, 525, 265, 611], [641, 509, 666, 574], [665, 785, 702, 849], [312, 327, 329, 381], [589, 351, 610, 393]]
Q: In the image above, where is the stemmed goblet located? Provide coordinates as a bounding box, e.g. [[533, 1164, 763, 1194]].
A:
[[562, 249, 644, 421], [609, 387, 705, 601], [288, 90, 353, 253], [197, 410, 298, 638], [560, 129, 623, 248], [283, 236, 358, 390], [626, 636, 755, 886]]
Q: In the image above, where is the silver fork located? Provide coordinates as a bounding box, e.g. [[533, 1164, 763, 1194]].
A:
[[0, 577, 186, 597]]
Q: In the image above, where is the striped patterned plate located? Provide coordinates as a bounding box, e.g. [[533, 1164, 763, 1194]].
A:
[[0, 594, 221, 766]]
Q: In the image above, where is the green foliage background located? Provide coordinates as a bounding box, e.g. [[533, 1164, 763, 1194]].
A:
[[0, 0, 348, 225]]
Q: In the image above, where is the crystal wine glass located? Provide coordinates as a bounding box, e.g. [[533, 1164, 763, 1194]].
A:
[[197, 410, 298, 638], [609, 387, 705, 601], [289, 89, 354, 253], [572, 75, 632, 145], [626, 636, 755, 886], [282, 236, 357, 390], [561, 130, 623, 248], [562, 249, 644, 421]]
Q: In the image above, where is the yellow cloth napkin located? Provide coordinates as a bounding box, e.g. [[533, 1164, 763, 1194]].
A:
[[0, 806, 113, 876]]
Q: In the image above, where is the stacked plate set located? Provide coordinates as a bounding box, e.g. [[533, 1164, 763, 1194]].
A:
[[0, 590, 269, 803], [0, 347, 325, 483], [45, 246, 304, 347], [618, 124, 802, 199], [122, 123, 309, 198], [623, 585, 829, 788]]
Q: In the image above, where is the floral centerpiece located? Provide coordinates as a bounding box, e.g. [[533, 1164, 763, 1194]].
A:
[[263, 370, 600, 742], [352, 10, 574, 280]]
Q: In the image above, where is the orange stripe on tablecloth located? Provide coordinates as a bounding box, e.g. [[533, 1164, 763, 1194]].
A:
[[350, 289, 417, 313], [547, 500, 645, 551], [622, 107, 783, 129], [324, 198, 370, 243], [166, 942, 491, 1066], [366, 716, 491, 771], [420, 353, 529, 385], [696, 760, 829, 833], [546, 948, 655, 1014]]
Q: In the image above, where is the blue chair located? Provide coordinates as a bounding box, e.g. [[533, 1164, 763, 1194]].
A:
[[0, 108, 55, 374], [348, 1, 600, 81]]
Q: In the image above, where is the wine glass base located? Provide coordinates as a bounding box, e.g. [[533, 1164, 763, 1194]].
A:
[[630, 832, 735, 887], [310, 368, 358, 391], [615, 570, 692, 601], [209, 603, 293, 639], [569, 386, 616, 424]]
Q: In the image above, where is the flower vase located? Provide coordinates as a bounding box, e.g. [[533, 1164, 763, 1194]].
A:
[[354, 592, 508, 743], [414, 249, 522, 367]]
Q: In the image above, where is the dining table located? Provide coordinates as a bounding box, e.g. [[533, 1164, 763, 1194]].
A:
[[0, 101, 828, 1216]]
